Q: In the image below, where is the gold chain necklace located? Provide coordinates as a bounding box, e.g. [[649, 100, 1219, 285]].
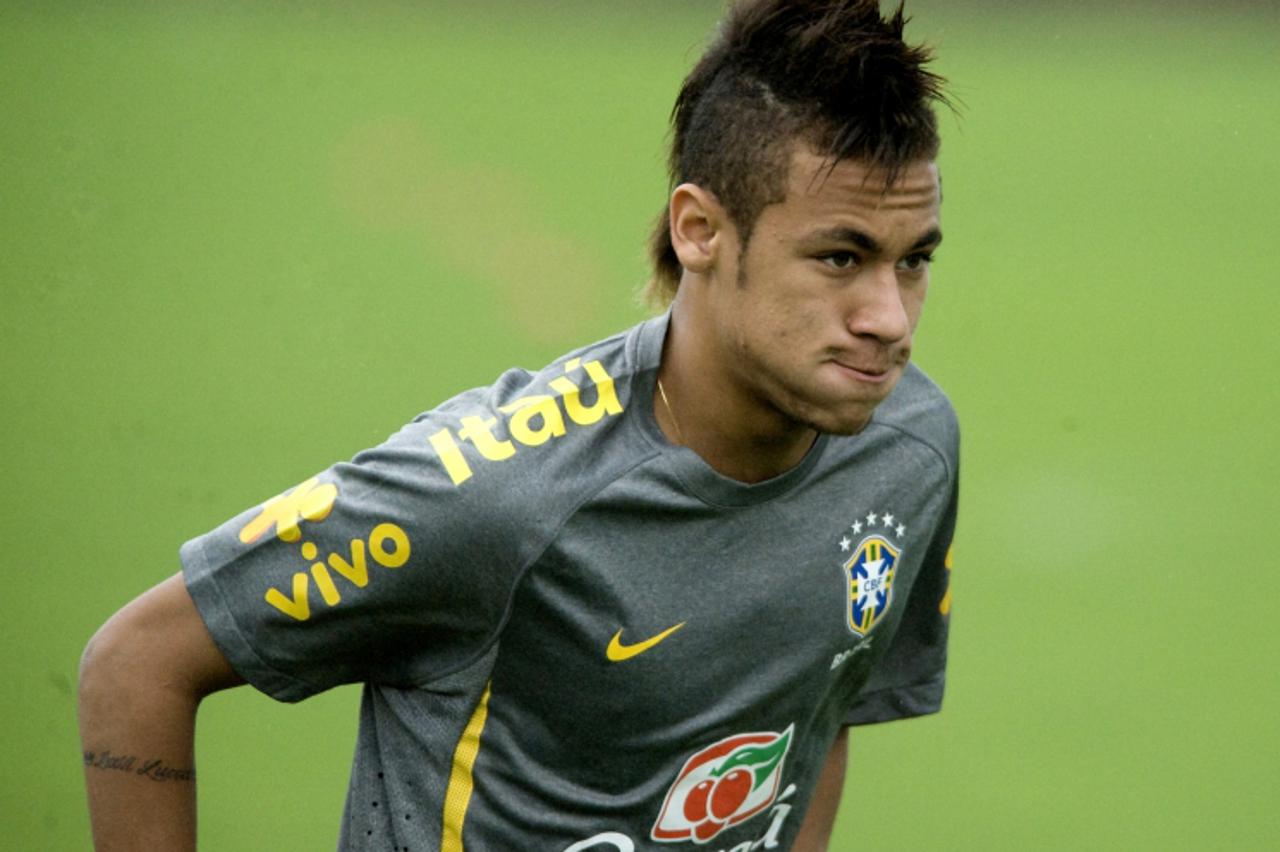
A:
[[656, 378, 687, 447]]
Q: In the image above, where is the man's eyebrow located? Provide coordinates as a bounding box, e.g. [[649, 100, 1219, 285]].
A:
[[810, 227, 882, 253], [808, 226, 943, 253], [911, 227, 943, 251]]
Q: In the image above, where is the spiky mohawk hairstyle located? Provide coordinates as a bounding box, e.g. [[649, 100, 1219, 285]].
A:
[[646, 0, 948, 306]]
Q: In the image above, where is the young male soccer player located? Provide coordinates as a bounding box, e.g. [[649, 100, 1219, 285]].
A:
[[79, 1, 958, 849]]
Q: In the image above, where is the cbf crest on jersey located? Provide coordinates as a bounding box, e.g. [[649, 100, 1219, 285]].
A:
[[839, 510, 907, 637]]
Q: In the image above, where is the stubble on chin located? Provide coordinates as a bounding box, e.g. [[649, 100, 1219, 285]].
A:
[[797, 408, 873, 437], [735, 336, 891, 438], [769, 384, 876, 437], [785, 370, 905, 436]]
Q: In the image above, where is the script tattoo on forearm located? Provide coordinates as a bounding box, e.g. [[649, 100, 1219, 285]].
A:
[[83, 750, 196, 783]]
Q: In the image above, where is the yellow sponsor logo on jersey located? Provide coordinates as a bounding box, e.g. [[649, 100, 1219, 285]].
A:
[[606, 622, 686, 662], [264, 522, 411, 621], [428, 357, 624, 486], [238, 477, 339, 544]]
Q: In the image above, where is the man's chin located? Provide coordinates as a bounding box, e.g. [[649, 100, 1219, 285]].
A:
[[795, 402, 877, 437], [808, 414, 872, 437], [771, 376, 895, 436]]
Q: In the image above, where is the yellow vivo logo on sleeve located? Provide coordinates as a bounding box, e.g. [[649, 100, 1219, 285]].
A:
[[428, 357, 624, 486], [263, 522, 411, 621]]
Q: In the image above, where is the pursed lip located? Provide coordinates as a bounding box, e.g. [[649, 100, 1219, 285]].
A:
[[829, 358, 897, 384]]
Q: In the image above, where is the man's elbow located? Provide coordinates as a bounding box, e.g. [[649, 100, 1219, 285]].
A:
[[79, 605, 194, 725], [78, 574, 243, 720]]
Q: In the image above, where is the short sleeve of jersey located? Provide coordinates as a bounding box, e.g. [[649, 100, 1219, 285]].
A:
[[181, 396, 535, 703], [844, 454, 958, 726]]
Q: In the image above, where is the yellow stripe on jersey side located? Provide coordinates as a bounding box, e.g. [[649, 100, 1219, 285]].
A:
[[939, 545, 954, 616], [441, 681, 493, 852]]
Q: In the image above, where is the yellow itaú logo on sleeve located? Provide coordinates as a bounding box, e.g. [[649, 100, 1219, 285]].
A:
[[427, 357, 624, 487], [606, 622, 685, 662]]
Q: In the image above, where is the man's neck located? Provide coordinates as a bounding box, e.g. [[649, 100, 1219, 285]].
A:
[[655, 303, 818, 485]]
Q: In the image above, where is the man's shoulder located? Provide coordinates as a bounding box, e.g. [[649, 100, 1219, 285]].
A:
[[867, 363, 959, 470], [400, 319, 660, 503]]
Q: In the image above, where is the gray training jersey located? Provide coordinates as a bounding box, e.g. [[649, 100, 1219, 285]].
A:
[[182, 312, 959, 851]]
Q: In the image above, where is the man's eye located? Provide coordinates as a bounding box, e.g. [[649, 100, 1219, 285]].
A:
[[898, 252, 934, 272], [822, 252, 859, 269]]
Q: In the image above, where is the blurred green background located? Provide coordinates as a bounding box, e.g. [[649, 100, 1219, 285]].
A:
[[3, 1, 1277, 849]]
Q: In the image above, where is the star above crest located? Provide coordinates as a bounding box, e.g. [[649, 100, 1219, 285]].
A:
[[839, 509, 909, 553]]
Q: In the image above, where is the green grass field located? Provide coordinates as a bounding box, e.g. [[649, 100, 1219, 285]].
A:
[[2, 2, 1278, 848]]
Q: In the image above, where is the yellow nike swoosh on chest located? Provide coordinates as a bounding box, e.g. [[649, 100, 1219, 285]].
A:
[[606, 622, 686, 662]]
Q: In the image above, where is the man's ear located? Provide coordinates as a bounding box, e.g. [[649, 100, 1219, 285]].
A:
[[669, 183, 728, 275]]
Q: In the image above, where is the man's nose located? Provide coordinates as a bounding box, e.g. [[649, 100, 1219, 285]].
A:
[[846, 263, 910, 344]]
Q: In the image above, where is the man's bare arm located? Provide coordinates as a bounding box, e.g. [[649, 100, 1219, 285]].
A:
[[78, 572, 245, 851], [791, 726, 849, 851]]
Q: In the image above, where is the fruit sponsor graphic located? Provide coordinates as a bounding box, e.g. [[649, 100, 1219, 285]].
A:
[[651, 724, 793, 845]]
